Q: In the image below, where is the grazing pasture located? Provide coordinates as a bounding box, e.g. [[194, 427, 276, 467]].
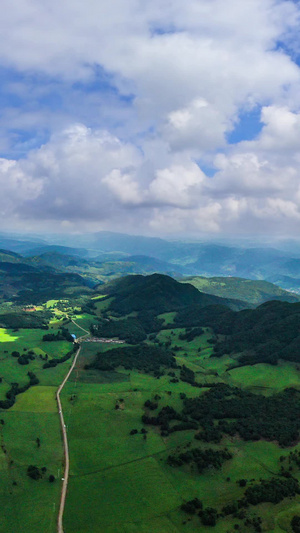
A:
[[60, 331, 300, 532], [0, 320, 78, 532], [1, 278, 300, 532]]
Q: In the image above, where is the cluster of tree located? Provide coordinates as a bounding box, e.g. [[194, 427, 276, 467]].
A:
[[142, 405, 182, 432], [199, 507, 218, 527], [142, 404, 198, 436], [0, 372, 39, 409], [221, 501, 239, 516], [175, 299, 300, 366], [144, 399, 158, 410], [27, 465, 54, 483], [129, 428, 147, 436], [136, 311, 164, 334], [179, 327, 204, 342], [0, 310, 51, 329], [42, 327, 73, 342], [180, 476, 299, 529], [167, 447, 232, 473], [180, 365, 197, 385], [43, 345, 77, 369], [182, 384, 300, 447], [81, 300, 97, 315], [243, 477, 300, 505], [281, 450, 300, 469], [18, 352, 35, 365], [142, 384, 300, 446], [180, 499, 225, 527], [27, 465, 47, 480], [212, 301, 300, 365], [181, 498, 203, 514], [292, 515, 300, 533], [88, 344, 177, 374], [91, 317, 147, 344], [178, 365, 219, 391], [242, 515, 262, 532], [175, 304, 230, 329], [181, 502, 219, 527]]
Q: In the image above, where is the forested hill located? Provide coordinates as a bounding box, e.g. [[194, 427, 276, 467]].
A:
[[0, 250, 91, 304], [175, 299, 300, 366], [181, 276, 300, 305], [101, 273, 248, 315]]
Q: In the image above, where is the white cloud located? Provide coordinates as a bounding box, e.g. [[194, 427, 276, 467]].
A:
[[103, 169, 143, 205], [163, 99, 229, 152], [148, 163, 205, 207], [149, 203, 222, 234], [3, 125, 143, 224], [257, 105, 300, 152], [1, 1, 300, 235], [0, 158, 42, 216], [1, 111, 300, 236]]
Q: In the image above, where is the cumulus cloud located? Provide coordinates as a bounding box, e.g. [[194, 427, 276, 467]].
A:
[[3, 125, 143, 224], [148, 163, 206, 207], [103, 170, 144, 206], [1, 1, 300, 235], [0, 158, 42, 217], [162, 99, 229, 153]]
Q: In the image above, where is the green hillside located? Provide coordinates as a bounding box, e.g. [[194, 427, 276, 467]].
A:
[[174, 298, 300, 366], [101, 273, 248, 315], [181, 275, 300, 305], [0, 255, 91, 304]]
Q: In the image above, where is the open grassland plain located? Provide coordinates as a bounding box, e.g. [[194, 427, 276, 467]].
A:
[[227, 361, 300, 394], [0, 327, 74, 396], [0, 319, 82, 533], [61, 330, 300, 533], [2, 284, 300, 533], [69, 313, 95, 332], [0, 392, 63, 532]]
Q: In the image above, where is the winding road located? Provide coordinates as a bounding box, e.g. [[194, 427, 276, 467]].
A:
[[56, 320, 89, 533]]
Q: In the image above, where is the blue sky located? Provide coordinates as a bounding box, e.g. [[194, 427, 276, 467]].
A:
[[1, 0, 300, 237], [227, 108, 263, 145]]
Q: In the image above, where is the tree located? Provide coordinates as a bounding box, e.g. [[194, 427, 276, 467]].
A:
[[200, 507, 217, 527], [291, 516, 300, 533], [27, 465, 42, 480]]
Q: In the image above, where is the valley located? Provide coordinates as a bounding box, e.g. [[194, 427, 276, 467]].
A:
[[0, 266, 300, 532]]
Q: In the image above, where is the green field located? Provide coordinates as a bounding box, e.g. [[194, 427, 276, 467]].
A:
[[0, 323, 78, 532], [0, 395, 62, 532], [228, 361, 300, 393], [181, 276, 300, 306], [1, 294, 300, 532], [60, 333, 300, 532]]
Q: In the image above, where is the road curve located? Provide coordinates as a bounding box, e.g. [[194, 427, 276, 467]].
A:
[[56, 344, 81, 533], [71, 319, 90, 336]]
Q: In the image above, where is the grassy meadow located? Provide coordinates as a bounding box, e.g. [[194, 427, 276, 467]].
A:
[[61, 327, 300, 533], [1, 294, 300, 532], [0, 298, 84, 532]]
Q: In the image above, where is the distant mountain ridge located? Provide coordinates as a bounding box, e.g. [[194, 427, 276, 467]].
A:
[[4, 231, 300, 292]]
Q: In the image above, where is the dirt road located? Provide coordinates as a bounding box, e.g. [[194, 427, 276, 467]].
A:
[[56, 344, 81, 533], [71, 319, 90, 336], [56, 319, 90, 532]]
